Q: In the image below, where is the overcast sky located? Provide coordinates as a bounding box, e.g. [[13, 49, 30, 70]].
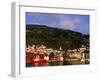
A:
[[26, 12, 90, 34]]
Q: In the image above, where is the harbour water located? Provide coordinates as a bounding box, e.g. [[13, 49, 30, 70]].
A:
[[26, 60, 89, 67]]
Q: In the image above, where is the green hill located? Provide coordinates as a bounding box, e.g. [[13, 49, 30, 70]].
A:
[[26, 24, 88, 50]]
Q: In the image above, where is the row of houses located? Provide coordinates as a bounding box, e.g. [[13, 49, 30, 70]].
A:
[[26, 44, 89, 66]]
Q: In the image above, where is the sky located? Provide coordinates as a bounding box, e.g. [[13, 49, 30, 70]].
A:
[[26, 12, 90, 34]]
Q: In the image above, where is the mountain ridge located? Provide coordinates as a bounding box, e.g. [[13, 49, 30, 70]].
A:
[[26, 24, 89, 50]]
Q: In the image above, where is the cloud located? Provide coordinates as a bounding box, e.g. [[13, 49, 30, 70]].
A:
[[60, 18, 80, 30], [56, 15, 80, 30]]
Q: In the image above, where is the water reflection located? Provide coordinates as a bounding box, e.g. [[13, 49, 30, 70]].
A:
[[26, 60, 89, 67]]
